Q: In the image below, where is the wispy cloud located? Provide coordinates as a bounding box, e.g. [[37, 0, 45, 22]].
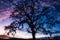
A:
[[0, 8, 13, 21]]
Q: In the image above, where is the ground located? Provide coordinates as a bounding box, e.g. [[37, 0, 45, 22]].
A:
[[0, 36, 60, 40]]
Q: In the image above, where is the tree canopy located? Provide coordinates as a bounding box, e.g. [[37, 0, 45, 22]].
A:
[[5, 0, 60, 40]]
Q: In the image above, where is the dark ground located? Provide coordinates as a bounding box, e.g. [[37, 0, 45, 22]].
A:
[[0, 36, 60, 40]]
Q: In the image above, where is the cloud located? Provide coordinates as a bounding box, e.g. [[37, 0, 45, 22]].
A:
[[0, 8, 13, 35], [0, 8, 13, 21]]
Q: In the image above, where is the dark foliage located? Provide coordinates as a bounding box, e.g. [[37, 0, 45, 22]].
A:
[[5, 0, 60, 40]]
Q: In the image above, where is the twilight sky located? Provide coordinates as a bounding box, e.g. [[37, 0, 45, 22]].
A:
[[0, 0, 60, 38]]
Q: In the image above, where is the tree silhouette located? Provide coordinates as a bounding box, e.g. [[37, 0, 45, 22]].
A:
[[5, 0, 60, 40]]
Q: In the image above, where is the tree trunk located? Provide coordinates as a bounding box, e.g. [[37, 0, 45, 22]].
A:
[[29, 23, 36, 40], [32, 32, 36, 40], [31, 28, 36, 40]]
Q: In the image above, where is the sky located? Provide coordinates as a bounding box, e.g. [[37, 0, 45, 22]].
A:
[[0, 0, 60, 39], [0, 0, 47, 38]]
